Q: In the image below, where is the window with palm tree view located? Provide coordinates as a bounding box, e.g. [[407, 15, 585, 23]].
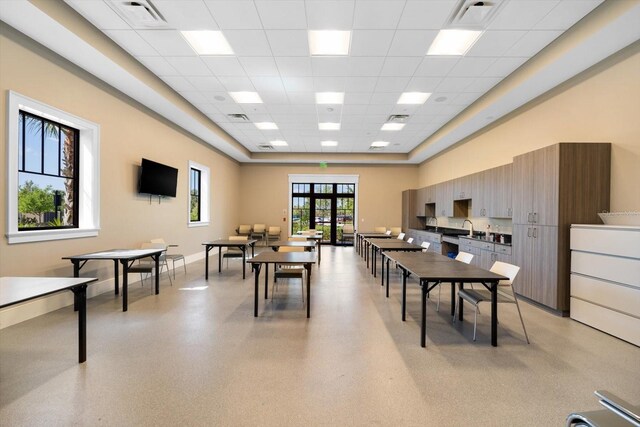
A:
[[291, 183, 355, 245], [18, 111, 78, 230]]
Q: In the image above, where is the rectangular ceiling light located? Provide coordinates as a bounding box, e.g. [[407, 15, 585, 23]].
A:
[[381, 123, 406, 131], [316, 92, 344, 104], [309, 30, 351, 56], [229, 92, 263, 104], [397, 92, 431, 105], [321, 140, 338, 147], [370, 141, 389, 147], [255, 122, 278, 130], [181, 31, 234, 55], [427, 29, 482, 56], [270, 140, 288, 146], [318, 122, 341, 130]]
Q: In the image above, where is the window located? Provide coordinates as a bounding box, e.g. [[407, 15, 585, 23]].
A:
[[190, 168, 201, 222], [188, 161, 209, 227], [7, 91, 100, 244], [18, 111, 79, 230]]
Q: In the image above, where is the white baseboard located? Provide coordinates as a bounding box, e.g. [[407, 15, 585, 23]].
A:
[[0, 248, 212, 330]]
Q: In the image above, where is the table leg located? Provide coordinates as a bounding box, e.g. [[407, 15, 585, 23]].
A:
[[306, 264, 311, 318], [458, 282, 464, 321], [252, 243, 255, 257], [242, 247, 246, 279], [114, 260, 119, 295], [318, 241, 321, 265], [218, 245, 222, 273], [121, 260, 128, 312], [386, 256, 390, 298], [402, 269, 407, 321], [421, 281, 427, 348], [491, 282, 498, 347], [72, 261, 81, 312], [71, 284, 88, 363], [450, 281, 455, 317], [154, 255, 160, 295], [205, 246, 210, 280], [264, 263, 269, 299], [253, 263, 260, 317], [381, 252, 385, 287]]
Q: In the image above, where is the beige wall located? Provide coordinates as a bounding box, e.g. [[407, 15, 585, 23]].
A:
[[0, 25, 240, 279], [418, 44, 640, 212], [238, 164, 418, 234]]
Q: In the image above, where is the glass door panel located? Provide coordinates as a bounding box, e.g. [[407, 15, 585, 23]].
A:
[[314, 198, 332, 243]]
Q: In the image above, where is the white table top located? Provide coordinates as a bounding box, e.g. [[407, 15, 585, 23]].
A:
[[0, 277, 98, 308]]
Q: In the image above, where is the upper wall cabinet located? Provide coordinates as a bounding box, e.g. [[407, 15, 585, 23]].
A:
[[471, 165, 512, 218], [453, 175, 473, 200], [513, 145, 559, 226], [415, 187, 427, 217], [436, 181, 454, 217]]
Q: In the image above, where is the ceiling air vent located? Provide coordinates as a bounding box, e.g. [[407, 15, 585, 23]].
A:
[[387, 114, 410, 123], [258, 144, 275, 151], [227, 113, 249, 122], [448, 1, 504, 29], [106, 1, 168, 29], [368, 146, 385, 151]]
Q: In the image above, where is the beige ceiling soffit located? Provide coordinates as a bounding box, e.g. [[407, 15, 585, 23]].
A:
[[3, 0, 250, 161], [249, 152, 409, 163], [409, 0, 640, 164]]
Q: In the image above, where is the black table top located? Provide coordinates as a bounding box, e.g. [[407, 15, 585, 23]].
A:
[[385, 252, 507, 282], [0, 277, 98, 308], [202, 239, 257, 246], [270, 240, 316, 248], [372, 241, 423, 250], [358, 233, 392, 238], [62, 248, 164, 261], [247, 251, 317, 264]]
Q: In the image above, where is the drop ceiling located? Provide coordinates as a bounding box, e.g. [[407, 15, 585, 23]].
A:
[[2, 0, 640, 163]]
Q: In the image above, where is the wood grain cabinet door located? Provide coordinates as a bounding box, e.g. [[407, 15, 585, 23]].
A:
[[512, 153, 534, 225], [530, 225, 559, 308], [512, 224, 533, 298], [531, 145, 559, 226]]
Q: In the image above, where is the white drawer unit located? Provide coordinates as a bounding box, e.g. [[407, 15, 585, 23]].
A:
[[570, 225, 640, 346]]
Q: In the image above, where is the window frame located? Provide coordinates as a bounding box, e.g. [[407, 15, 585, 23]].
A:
[[6, 91, 100, 244], [189, 167, 201, 222], [187, 160, 209, 227]]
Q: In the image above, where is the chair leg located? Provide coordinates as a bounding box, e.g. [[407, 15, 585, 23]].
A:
[[473, 304, 478, 341], [182, 258, 187, 274], [300, 277, 304, 304], [512, 289, 530, 344], [436, 284, 441, 312]]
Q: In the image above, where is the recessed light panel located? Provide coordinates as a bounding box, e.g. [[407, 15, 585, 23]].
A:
[[321, 140, 338, 147], [370, 141, 389, 147], [181, 31, 234, 55], [316, 92, 344, 104], [229, 92, 263, 104], [255, 122, 278, 130], [427, 29, 482, 56], [270, 140, 288, 146], [318, 122, 341, 130], [381, 123, 405, 131], [309, 30, 351, 56], [397, 92, 431, 105]]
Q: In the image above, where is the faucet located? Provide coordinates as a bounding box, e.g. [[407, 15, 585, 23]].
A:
[[461, 219, 474, 237], [428, 217, 438, 230]]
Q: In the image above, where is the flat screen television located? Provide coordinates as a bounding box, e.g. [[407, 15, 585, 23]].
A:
[[138, 158, 178, 197]]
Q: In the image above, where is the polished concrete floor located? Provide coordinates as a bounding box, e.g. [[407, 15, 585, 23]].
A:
[[1, 246, 639, 426]]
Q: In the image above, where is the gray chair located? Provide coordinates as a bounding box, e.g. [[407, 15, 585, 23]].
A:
[[374, 226, 387, 233], [250, 224, 266, 245], [223, 236, 248, 268], [456, 261, 529, 343], [566, 390, 640, 427], [273, 246, 305, 303], [236, 225, 252, 237], [266, 226, 281, 244], [434, 251, 473, 312], [342, 224, 354, 245], [129, 242, 172, 286], [150, 238, 186, 278], [389, 226, 402, 236]]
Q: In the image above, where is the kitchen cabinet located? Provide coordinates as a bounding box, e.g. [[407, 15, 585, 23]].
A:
[[402, 190, 419, 231], [491, 164, 512, 218], [415, 187, 427, 217], [511, 142, 611, 314], [406, 229, 443, 254], [471, 170, 489, 217], [453, 175, 472, 200], [424, 185, 435, 204], [459, 237, 512, 270], [436, 181, 454, 217]]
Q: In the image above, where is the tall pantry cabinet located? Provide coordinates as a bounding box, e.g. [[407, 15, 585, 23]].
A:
[[511, 143, 611, 314]]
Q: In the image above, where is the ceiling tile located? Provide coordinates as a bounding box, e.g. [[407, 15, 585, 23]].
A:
[[137, 30, 195, 56], [436, 77, 474, 92], [465, 77, 503, 93], [483, 57, 529, 77], [202, 57, 247, 76], [137, 57, 179, 76], [282, 77, 314, 92], [380, 57, 422, 77], [160, 75, 195, 91], [286, 92, 316, 104], [314, 77, 347, 91], [306, 0, 355, 29], [179, 90, 208, 104], [105, 30, 158, 56], [342, 104, 369, 115], [344, 93, 373, 105], [353, 1, 405, 29], [241, 105, 270, 115], [535, 0, 603, 30], [345, 77, 378, 92], [274, 57, 313, 76], [265, 30, 309, 56], [366, 104, 393, 115], [224, 30, 272, 56], [506, 30, 563, 57], [165, 57, 212, 76], [239, 57, 279, 76], [255, 1, 307, 29], [414, 57, 459, 77], [202, 92, 235, 104], [260, 91, 290, 104], [348, 57, 386, 76], [375, 76, 410, 92], [185, 75, 225, 91], [217, 76, 256, 91], [467, 31, 527, 57], [153, 1, 219, 30], [405, 77, 442, 92], [66, 0, 129, 30], [447, 57, 496, 77], [387, 30, 438, 56], [250, 76, 285, 92], [204, 1, 262, 29], [311, 57, 350, 77], [369, 92, 399, 105], [451, 92, 482, 106], [397, 1, 456, 29], [489, 1, 559, 31], [351, 31, 395, 56]]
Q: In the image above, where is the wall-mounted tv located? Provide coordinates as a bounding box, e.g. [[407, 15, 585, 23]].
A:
[[138, 158, 178, 198]]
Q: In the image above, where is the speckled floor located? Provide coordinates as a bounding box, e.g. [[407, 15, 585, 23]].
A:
[[1, 246, 639, 426]]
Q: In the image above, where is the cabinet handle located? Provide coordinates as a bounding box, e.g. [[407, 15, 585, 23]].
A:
[[527, 228, 532, 237], [533, 228, 537, 238], [533, 212, 538, 223], [508, 208, 512, 216], [527, 212, 532, 223]]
